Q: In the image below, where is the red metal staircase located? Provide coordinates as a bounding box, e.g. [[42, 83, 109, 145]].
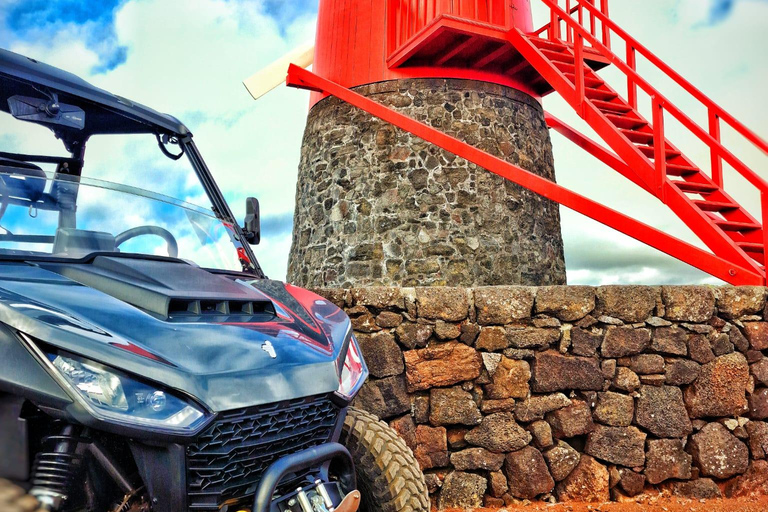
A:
[[289, 0, 768, 285]]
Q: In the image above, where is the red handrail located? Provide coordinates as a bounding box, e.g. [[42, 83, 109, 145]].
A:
[[534, 0, 768, 194]]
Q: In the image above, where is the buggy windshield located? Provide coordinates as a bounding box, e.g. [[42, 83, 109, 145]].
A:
[[0, 167, 243, 271]]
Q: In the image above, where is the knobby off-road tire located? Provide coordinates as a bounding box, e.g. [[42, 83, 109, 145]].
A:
[[0, 479, 43, 512], [340, 408, 429, 512]]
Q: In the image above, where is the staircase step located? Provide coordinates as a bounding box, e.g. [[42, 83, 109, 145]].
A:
[[540, 48, 573, 63], [553, 60, 576, 72], [673, 181, 719, 193], [605, 113, 647, 130], [692, 200, 739, 212], [665, 163, 700, 176], [714, 219, 762, 232], [529, 37, 569, 52], [564, 72, 604, 88], [637, 144, 681, 159], [585, 87, 618, 101], [737, 242, 764, 254], [620, 129, 654, 144]]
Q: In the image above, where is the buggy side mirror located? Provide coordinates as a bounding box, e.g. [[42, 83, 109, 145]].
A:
[[243, 197, 261, 245]]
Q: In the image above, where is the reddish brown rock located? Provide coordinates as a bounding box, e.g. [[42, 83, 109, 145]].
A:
[[446, 428, 468, 450], [485, 357, 531, 399], [515, 393, 571, 422], [711, 332, 735, 356], [356, 331, 404, 378], [434, 320, 461, 340], [594, 391, 634, 427], [474, 286, 535, 325], [459, 323, 480, 345], [546, 400, 594, 438], [749, 388, 768, 419], [389, 414, 417, 451], [743, 322, 768, 350], [354, 375, 410, 419], [465, 412, 532, 452], [717, 287, 767, 319], [544, 440, 581, 481], [535, 285, 595, 322], [645, 439, 692, 484], [651, 326, 688, 356], [662, 286, 715, 322], [413, 425, 449, 470], [531, 351, 603, 392], [428, 386, 482, 426], [480, 398, 516, 414], [416, 287, 469, 322], [351, 287, 403, 309], [488, 471, 508, 498], [601, 326, 651, 357], [628, 354, 665, 374], [688, 422, 749, 479], [506, 327, 560, 349], [411, 394, 429, 424], [746, 421, 768, 459], [437, 471, 486, 509], [751, 358, 768, 386], [618, 469, 645, 497], [528, 420, 554, 450], [724, 460, 768, 498], [375, 310, 403, 328], [595, 286, 658, 323], [450, 447, 505, 471], [555, 455, 610, 502], [504, 446, 555, 499], [688, 334, 716, 364], [664, 358, 701, 386], [474, 326, 508, 351], [635, 385, 692, 438], [612, 367, 640, 392], [404, 342, 482, 392], [395, 323, 432, 349], [570, 328, 603, 357], [585, 425, 646, 467], [666, 478, 722, 499], [351, 311, 380, 333], [684, 352, 750, 418]]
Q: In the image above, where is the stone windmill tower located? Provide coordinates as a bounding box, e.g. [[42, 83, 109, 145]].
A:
[[245, 0, 768, 287]]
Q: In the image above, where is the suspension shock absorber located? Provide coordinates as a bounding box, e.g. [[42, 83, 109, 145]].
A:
[[30, 424, 86, 511]]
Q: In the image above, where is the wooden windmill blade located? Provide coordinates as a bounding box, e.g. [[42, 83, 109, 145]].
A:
[[243, 42, 315, 101]]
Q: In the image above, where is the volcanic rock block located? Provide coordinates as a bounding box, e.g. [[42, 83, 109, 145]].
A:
[[570, 328, 603, 357], [515, 393, 572, 422], [688, 334, 716, 364], [535, 286, 595, 322], [485, 357, 531, 399], [375, 310, 403, 328], [356, 331, 404, 378], [684, 352, 750, 418], [635, 385, 692, 438], [544, 440, 581, 481], [546, 400, 594, 438], [749, 388, 768, 419], [488, 471, 508, 498], [475, 326, 508, 351], [724, 460, 768, 498], [593, 391, 634, 427], [601, 327, 651, 357], [480, 399, 516, 414], [413, 425, 449, 470], [506, 328, 560, 350], [743, 322, 768, 350], [395, 323, 432, 349], [627, 354, 665, 374], [595, 286, 659, 323], [717, 286, 767, 319], [428, 386, 482, 426], [710, 332, 734, 356], [746, 421, 768, 459], [459, 323, 480, 345], [434, 320, 461, 340], [504, 446, 555, 499], [644, 439, 693, 484], [531, 351, 603, 392], [687, 422, 749, 479], [354, 375, 410, 419], [751, 358, 768, 386], [651, 326, 688, 356], [555, 455, 610, 502], [411, 394, 430, 424], [450, 447, 505, 471], [666, 478, 722, 499], [464, 412, 532, 452], [528, 420, 554, 450], [390, 414, 417, 450], [730, 326, 750, 352], [612, 367, 640, 393], [416, 288, 471, 322], [437, 471, 487, 509], [403, 342, 482, 392], [618, 469, 645, 497], [664, 358, 700, 386], [446, 428, 468, 450], [585, 425, 646, 467], [662, 286, 715, 322], [474, 286, 536, 325], [351, 287, 403, 308]]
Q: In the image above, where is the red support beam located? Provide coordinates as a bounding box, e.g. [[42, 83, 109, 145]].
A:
[[286, 65, 764, 285]]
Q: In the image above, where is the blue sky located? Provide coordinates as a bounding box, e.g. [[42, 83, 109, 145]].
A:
[[0, 0, 766, 283]]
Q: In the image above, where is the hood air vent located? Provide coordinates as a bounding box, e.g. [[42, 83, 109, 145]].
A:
[[167, 298, 275, 321]]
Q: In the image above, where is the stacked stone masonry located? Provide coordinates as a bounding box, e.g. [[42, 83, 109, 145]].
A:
[[313, 285, 768, 507]]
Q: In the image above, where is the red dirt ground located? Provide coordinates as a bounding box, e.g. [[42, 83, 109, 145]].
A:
[[442, 496, 768, 512]]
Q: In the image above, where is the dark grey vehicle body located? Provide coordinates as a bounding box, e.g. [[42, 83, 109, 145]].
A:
[[0, 48, 366, 512]]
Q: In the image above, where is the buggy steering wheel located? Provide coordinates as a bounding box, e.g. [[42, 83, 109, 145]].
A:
[[115, 226, 179, 258]]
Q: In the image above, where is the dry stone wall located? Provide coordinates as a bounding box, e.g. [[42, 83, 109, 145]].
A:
[[313, 285, 768, 507]]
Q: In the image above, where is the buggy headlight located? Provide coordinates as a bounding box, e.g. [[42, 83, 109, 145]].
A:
[[43, 351, 207, 433], [336, 334, 368, 401]]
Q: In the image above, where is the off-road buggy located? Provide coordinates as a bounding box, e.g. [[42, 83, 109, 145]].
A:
[[0, 48, 428, 512]]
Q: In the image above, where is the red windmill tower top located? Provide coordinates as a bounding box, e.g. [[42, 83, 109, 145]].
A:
[[247, 0, 768, 285]]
